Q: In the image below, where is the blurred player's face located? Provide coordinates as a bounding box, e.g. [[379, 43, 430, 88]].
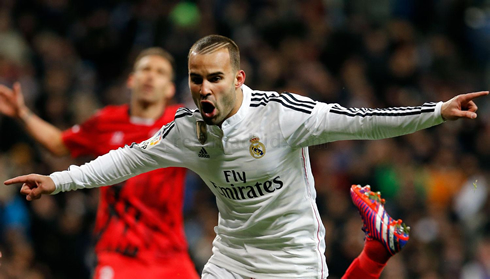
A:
[[128, 55, 175, 105], [188, 48, 245, 126]]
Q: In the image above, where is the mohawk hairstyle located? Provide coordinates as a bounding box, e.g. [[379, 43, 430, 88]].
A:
[[188, 35, 240, 71]]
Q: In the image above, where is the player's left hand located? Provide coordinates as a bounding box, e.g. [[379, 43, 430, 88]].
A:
[[4, 174, 56, 201], [441, 91, 488, 121]]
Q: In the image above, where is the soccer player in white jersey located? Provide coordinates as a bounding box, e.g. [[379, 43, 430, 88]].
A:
[[4, 35, 488, 279]]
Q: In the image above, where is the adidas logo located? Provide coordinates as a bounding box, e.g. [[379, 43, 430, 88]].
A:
[[198, 147, 210, 158]]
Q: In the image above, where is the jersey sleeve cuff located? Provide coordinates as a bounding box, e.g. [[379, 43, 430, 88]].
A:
[[435, 101, 445, 123], [49, 171, 73, 195]]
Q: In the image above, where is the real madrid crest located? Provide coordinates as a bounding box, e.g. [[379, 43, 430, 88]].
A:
[[249, 136, 266, 159]]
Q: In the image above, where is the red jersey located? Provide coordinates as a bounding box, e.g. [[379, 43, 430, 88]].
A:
[[62, 104, 188, 263]]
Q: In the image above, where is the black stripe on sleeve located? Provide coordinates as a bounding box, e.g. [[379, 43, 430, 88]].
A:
[[161, 121, 175, 139], [330, 103, 436, 117], [281, 92, 316, 106], [175, 108, 198, 119], [279, 94, 315, 110], [250, 99, 313, 114], [250, 92, 315, 114], [270, 98, 313, 114], [130, 122, 176, 149], [175, 112, 193, 119]]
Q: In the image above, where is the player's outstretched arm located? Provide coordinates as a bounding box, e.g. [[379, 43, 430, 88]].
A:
[[4, 174, 55, 201], [0, 82, 69, 156], [441, 91, 489, 121]]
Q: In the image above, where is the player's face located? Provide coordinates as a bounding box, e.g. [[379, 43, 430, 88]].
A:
[[129, 55, 175, 105], [188, 48, 245, 126]]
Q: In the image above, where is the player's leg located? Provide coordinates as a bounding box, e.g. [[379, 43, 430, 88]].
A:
[[342, 185, 410, 279]]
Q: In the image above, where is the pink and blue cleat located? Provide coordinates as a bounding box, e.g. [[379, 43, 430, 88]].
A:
[[350, 185, 410, 255]]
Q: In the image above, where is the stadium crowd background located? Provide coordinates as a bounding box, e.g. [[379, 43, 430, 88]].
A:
[[1, 0, 490, 278]]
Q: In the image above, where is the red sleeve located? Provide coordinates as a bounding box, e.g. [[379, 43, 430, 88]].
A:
[[61, 113, 100, 158]]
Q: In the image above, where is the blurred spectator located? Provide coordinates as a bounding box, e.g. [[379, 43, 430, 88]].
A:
[[461, 233, 490, 279]]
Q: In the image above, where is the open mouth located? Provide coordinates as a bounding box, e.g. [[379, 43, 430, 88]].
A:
[[201, 101, 216, 118], [143, 84, 154, 91]]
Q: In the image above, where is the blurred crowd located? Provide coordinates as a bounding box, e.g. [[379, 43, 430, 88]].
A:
[[1, 0, 490, 278]]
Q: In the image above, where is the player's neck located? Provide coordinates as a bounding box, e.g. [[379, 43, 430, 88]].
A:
[[130, 100, 165, 120]]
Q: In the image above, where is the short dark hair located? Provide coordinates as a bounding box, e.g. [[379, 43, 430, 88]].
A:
[[188, 35, 240, 71], [133, 47, 175, 79]]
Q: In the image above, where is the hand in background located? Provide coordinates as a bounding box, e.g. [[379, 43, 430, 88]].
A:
[[0, 82, 30, 120]]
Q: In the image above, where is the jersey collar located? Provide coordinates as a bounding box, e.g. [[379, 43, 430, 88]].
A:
[[129, 116, 156, 126], [220, 84, 251, 131]]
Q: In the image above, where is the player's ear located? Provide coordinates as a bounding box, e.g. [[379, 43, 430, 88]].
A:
[[235, 70, 246, 89], [165, 83, 176, 99], [127, 74, 134, 89]]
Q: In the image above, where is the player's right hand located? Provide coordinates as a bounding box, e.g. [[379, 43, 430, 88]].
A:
[[4, 174, 56, 201], [0, 82, 28, 119], [441, 91, 489, 121]]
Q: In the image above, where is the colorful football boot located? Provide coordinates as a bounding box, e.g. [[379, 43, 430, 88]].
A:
[[350, 185, 410, 255]]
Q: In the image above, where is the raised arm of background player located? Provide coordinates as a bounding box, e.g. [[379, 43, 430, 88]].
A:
[[4, 90, 488, 201], [0, 82, 69, 156]]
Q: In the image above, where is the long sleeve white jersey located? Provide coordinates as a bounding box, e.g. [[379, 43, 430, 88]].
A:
[[50, 85, 444, 278]]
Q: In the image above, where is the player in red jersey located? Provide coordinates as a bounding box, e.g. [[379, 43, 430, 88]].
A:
[[0, 48, 199, 279]]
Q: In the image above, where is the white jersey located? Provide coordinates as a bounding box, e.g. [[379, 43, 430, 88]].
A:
[[50, 85, 444, 278]]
